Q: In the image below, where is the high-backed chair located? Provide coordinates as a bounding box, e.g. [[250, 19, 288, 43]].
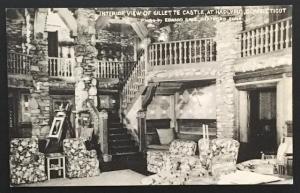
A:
[[10, 137, 47, 185], [63, 138, 100, 178], [198, 138, 240, 175]]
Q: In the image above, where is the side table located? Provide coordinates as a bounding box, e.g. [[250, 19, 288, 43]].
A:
[[45, 153, 66, 180]]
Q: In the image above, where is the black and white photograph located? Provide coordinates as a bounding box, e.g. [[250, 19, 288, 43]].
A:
[[5, 5, 293, 186]]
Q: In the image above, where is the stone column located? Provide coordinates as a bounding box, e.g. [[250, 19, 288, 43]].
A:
[[74, 8, 98, 112], [28, 8, 51, 138], [137, 109, 147, 153], [215, 13, 243, 139]]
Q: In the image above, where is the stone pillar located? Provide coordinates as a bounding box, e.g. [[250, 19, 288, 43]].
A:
[[28, 8, 51, 138], [137, 110, 146, 153], [215, 14, 243, 139], [99, 110, 109, 157], [74, 8, 98, 112]]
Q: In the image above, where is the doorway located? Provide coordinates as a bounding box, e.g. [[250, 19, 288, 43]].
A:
[[48, 31, 58, 57], [249, 88, 277, 158]]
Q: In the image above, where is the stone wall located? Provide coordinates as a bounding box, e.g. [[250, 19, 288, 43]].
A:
[[74, 8, 98, 113], [28, 8, 51, 138], [169, 20, 216, 41], [215, 18, 243, 139], [243, 6, 270, 30], [96, 28, 136, 61], [8, 76, 33, 89], [6, 9, 25, 53]]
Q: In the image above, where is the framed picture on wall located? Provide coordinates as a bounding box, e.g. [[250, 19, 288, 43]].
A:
[[48, 117, 64, 139]]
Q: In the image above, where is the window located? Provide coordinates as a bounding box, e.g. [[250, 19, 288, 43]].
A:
[[21, 93, 31, 122]]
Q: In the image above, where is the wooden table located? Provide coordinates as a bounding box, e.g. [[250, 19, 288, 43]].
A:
[[184, 171, 292, 185], [45, 153, 66, 180]]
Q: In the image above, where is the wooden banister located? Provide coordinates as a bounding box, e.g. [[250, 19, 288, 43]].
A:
[[7, 51, 34, 75], [241, 17, 292, 57], [148, 38, 217, 67]]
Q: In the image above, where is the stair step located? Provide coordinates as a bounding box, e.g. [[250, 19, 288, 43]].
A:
[[109, 122, 123, 127], [111, 144, 136, 149], [109, 139, 134, 146], [111, 146, 139, 154], [112, 151, 138, 156], [109, 133, 131, 140], [109, 128, 127, 134]]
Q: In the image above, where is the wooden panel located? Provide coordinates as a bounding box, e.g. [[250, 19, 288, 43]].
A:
[[177, 119, 217, 135], [234, 66, 291, 83]]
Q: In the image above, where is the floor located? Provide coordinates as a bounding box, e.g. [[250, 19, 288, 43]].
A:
[[100, 153, 150, 175], [14, 169, 146, 186]]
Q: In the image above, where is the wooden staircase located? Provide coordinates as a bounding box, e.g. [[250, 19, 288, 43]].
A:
[[108, 114, 138, 157], [121, 59, 146, 112]]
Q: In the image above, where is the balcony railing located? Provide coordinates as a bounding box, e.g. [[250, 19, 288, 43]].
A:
[[241, 17, 292, 57], [7, 51, 34, 75], [96, 60, 137, 81], [148, 38, 217, 68], [48, 57, 75, 79]]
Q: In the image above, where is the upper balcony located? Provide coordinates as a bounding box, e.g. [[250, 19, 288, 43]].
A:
[[148, 38, 217, 71], [236, 17, 292, 73], [7, 52, 34, 78], [8, 52, 137, 84], [240, 17, 292, 58]]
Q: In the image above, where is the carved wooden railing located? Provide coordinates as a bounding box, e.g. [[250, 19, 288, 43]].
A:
[[148, 38, 217, 68], [48, 57, 75, 80], [96, 60, 137, 81], [121, 59, 146, 112], [7, 51, 34, 75], [241, 17, 292, 57]]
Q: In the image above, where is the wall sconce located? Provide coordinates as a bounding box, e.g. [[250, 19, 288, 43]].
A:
[[76, 56, 83, 64]]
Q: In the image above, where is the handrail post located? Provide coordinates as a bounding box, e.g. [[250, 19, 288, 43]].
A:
[[99, 109, 109, 157], [137, 109, 147, 154]]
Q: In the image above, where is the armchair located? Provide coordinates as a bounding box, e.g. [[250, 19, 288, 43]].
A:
[[63, 138, 100, 178], [147, 139, 197, 173], [198, 138, 240, 176], [142, 138, 240, 185], [10, 137, 47, 185]]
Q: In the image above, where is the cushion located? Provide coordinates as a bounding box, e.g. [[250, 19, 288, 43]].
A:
[[156, 128, 175, 145], [169, 139, 197, 156]]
